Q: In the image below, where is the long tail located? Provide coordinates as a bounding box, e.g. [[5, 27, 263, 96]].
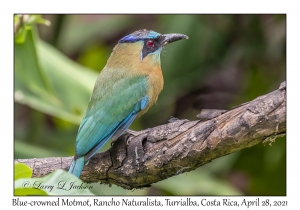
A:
[[68, 156, 85, 177]]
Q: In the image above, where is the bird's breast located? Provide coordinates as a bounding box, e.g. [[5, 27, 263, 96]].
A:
[[140, 66, 164, 116], [105, 43, 164, 116]]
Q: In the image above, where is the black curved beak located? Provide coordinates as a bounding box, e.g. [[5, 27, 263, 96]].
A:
[[160, 33, 189, 46]]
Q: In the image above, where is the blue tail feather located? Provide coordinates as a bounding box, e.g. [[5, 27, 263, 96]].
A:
[[68, 156, 85, 177]]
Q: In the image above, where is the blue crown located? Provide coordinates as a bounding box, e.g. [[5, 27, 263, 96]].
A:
[[119, 29, 161, 43]]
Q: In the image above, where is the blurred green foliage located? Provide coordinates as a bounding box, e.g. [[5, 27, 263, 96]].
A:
[[14, 14, 286, 195]]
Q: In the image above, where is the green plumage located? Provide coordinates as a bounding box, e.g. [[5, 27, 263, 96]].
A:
[[76, 69, 148, 156]]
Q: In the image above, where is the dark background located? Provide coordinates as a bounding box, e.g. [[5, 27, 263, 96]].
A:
[[14, 14, 286, 195]]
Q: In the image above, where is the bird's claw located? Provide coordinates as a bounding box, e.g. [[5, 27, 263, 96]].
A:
[[126, 137, 133, 145]]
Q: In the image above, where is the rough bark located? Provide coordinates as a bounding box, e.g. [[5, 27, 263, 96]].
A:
[[15, 81, 286, 190]]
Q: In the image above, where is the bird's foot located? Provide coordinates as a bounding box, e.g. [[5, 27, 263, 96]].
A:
[[126, 129, 150, 145], [110, 129, 149, 146], [126, 129, 150, 136], [126, 129, 140, 136]]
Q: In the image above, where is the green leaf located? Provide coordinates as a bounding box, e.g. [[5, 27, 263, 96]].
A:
[[14, 163, 32, 180], [15, 188, 48, 196], [14, 27, 98, 124], [14, 15, 50, 44], [37, 40, 97, 115], [14, 170, 95, 195], [14, 26, 30, 44], [14, 27, 56, 102]]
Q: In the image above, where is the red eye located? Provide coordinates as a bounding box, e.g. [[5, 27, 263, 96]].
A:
[[147, 40, 154, 47]]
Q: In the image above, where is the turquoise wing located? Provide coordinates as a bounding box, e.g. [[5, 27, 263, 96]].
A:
[[75, 75, 149, 160]]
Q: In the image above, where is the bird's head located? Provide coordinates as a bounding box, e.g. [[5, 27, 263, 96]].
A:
[[118, 29, 188, 63]]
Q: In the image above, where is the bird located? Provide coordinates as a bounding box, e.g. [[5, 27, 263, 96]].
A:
[[68, 29, 188, 177]]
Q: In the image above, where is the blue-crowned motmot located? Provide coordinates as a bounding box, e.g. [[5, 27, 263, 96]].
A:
[[68, 29, 188, 177]]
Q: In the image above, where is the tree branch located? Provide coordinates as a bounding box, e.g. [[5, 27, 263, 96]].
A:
[[15, 81, 286, 190]]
